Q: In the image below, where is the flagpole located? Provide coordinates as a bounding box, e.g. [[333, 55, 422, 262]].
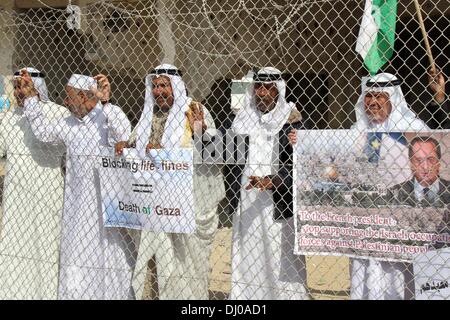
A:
[[412, 0, 436, 73]]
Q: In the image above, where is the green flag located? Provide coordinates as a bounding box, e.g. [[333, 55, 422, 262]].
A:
[[355, 0, 397, 75]]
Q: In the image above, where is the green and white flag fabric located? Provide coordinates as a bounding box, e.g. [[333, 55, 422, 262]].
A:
[[355, 0, 397, 75]]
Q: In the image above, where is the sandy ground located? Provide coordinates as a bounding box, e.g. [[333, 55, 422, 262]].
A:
[[208, 227, 350, 300]]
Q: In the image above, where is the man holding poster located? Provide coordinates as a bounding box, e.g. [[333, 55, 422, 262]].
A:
[[115, 64, 224, 300], [350, 73, 430, 300], [349, 72, 448, 299]]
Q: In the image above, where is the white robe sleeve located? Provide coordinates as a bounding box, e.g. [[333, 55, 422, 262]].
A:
[[102, 103, 131, 144], [23, 96, 66, 144]]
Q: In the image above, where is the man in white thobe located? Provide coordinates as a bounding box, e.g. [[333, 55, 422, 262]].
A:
[[19, 71, 134, 299], [116, 64, 225, 299], [0, 68, 69, 299], [229, 67, 309, 300], [350, 73, 430, 300]]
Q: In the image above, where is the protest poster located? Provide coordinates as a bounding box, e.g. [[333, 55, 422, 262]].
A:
[[98, 148, 195, 233], [294, 130, 450, 262]]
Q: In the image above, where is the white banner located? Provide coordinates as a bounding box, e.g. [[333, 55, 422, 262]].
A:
[[414, 248, 450, 300], [98, 148, 195, 233]]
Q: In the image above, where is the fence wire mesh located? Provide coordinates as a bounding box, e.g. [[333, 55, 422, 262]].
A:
[[0, 0, 448, 300]]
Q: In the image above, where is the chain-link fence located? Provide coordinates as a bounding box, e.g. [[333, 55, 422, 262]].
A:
[[0, 0, 448, 300]]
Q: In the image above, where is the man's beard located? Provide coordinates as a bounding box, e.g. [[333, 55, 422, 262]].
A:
[[155, 95, 173, 111], [256, 99, 275, 113], [68, 105, 87, 118]]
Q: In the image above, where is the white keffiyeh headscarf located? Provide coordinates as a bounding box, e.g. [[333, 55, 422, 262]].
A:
[[231, 67, 295, 135], [134, 64, 192, 153], [14, 67, 49, 102], [352, 73, 429, 131]]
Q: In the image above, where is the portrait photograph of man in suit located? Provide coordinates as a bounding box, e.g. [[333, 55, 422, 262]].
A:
[[390, 135, 450, 209]]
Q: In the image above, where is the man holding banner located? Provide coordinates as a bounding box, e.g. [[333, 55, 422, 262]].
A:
[[19, 71, 135, 299], [115, 64, 224, 299], [349, 73, 422, 300], [349, 72, 448, 299]]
